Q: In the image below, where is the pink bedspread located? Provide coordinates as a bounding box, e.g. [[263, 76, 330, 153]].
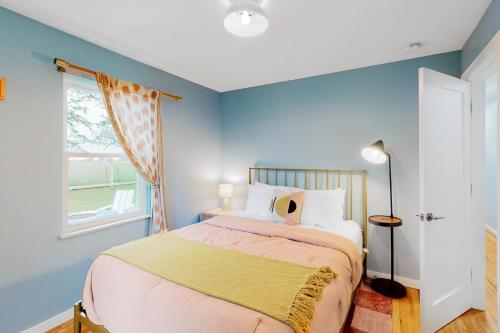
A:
[[83, 215, 362, 333]]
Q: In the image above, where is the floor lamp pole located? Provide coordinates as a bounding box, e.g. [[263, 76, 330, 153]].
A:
[[388, 153, 393, 218]]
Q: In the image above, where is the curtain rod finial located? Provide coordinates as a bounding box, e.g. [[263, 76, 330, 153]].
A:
[[54, 58, 70, 67]]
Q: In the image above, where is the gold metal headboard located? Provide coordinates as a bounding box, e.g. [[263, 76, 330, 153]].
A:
[[249, 167, 368, 274]]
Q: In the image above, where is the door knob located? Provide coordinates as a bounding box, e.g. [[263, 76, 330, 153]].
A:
[[426, 213, 445, 221], [417, 213, 445, 222]]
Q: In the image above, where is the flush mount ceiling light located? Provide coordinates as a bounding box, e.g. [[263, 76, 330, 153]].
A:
[[224, 0, 269, 37]]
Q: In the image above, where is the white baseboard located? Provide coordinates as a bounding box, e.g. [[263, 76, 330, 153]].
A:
[[367, 270, 420, 289], [21, 308, 72, 333], [485, 224, 497, 236]]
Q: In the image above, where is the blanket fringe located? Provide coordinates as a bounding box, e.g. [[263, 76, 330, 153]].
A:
[[286, 266, 336, 333]]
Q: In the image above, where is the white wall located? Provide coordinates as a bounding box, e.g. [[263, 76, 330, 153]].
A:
[[485, 72, 498, 230]]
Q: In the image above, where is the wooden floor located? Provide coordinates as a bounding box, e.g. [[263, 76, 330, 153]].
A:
[[48, 231, 497, 333], [46, 319, 90, 333]]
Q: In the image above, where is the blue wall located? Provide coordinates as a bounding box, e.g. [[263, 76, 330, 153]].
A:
[[221, 52, 462, 281], [462, 0, 500, 72], [0, 8, 221, 333]]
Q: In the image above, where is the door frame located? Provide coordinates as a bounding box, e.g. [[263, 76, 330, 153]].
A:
[[461, 31, 500, 314]]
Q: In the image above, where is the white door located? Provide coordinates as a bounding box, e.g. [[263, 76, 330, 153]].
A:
[[419, 68, 472, 333]]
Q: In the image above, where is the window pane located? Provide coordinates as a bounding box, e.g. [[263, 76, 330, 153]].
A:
[[68, 156, 143, 224], [65, 79, 123, 154]]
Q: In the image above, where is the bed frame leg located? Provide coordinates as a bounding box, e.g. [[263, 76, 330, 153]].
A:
[[72, 300, 109, 333], [74, 302, 82, 333]]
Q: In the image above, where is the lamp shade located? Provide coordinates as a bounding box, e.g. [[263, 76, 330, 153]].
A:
[[219, 184, 234, 198], [224, 0, 268, 37], [362, 140, 388, 164]]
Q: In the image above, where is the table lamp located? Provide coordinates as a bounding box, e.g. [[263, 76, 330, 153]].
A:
[[219, 184, 234, 211]]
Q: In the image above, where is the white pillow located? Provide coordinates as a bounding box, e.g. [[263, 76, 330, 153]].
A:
[[300, 188, 346, 226], [245, 184, 274, 218]]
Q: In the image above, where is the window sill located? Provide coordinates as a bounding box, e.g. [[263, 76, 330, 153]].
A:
[[60, 214, 150, 240]]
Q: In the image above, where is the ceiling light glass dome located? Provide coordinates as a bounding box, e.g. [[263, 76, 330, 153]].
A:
[[224, 0, 269, 37]]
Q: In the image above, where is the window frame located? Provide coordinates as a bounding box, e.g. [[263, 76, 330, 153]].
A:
[[61, 74, 148, 238]]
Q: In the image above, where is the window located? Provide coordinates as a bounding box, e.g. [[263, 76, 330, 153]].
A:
[[62, 75, 147, 236]]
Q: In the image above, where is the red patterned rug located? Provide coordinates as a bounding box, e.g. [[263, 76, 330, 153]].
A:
[[344, 279, 392, 333]]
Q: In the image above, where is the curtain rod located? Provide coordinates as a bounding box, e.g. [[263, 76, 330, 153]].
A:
[[53, 58, 183, 102]]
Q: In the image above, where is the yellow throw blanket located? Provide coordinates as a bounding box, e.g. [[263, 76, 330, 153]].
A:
[[103, 232, 336, 333]]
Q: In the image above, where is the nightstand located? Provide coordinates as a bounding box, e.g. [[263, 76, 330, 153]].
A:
[[199, 208, 232, 222]]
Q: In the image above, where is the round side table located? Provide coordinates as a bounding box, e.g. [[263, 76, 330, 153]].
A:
[[369, 215, 407, 299]]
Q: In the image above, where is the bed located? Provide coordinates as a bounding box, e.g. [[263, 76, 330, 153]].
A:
[[76, 167, 368, 333]]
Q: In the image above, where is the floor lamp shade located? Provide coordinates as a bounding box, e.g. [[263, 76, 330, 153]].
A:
[[361, 140, 388, 164], [362, 140, 393, 217]]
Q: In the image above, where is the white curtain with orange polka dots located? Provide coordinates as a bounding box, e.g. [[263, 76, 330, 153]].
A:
[[96, 72, 167, 234]]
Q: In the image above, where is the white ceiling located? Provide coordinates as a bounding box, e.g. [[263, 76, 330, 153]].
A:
[[1, 0, 491, 92]]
